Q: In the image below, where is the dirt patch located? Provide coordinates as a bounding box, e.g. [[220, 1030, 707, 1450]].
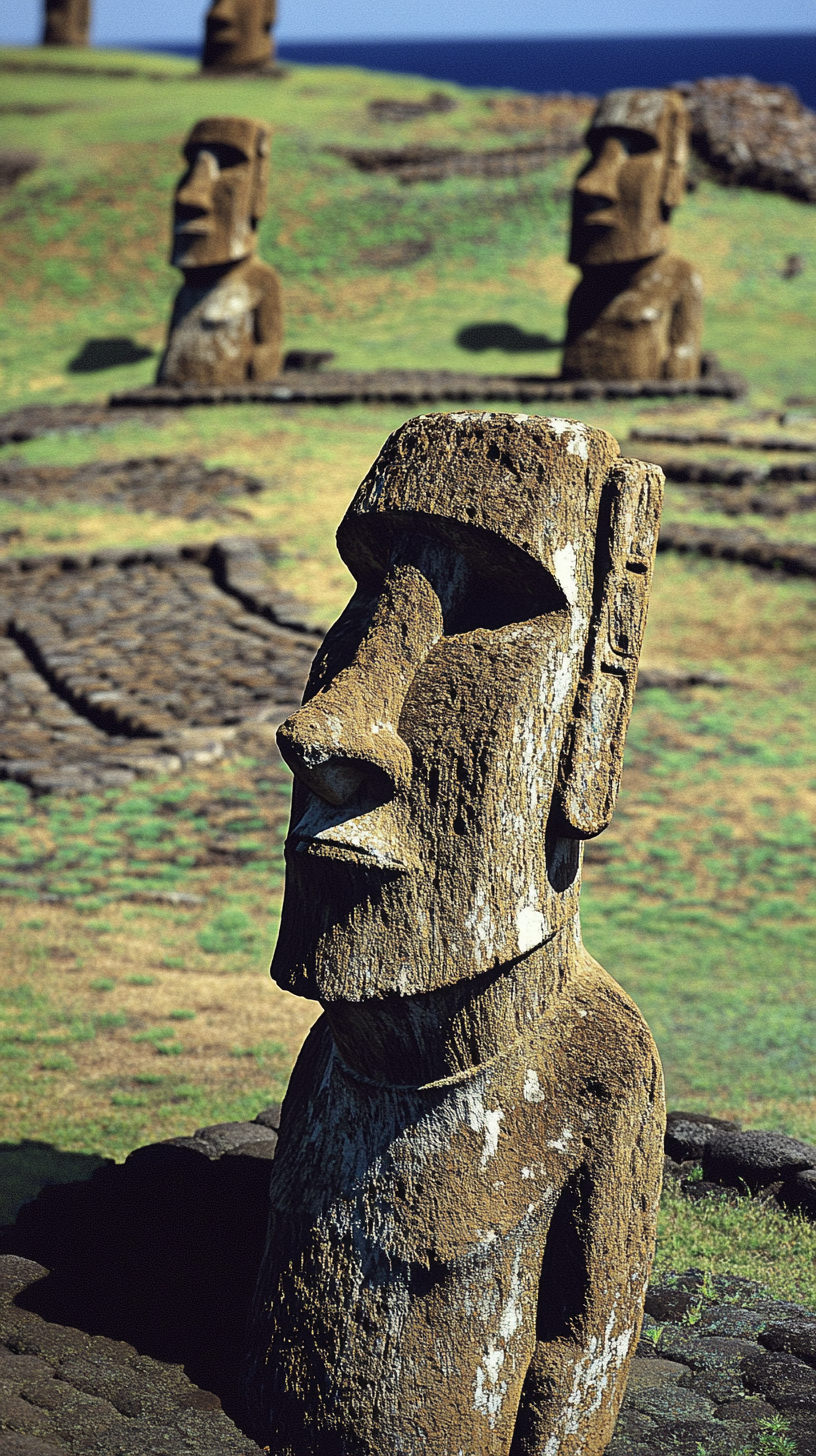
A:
[[482, 91, 595, 137], [330, 139, 583, 183], [0, 403, 166, 446], [358, 237, 433, 269], [658, 521, 816, 576], [0, 148, 40, 189]]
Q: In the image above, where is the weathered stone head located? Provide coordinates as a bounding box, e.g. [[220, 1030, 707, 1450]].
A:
[[171, 116, 271, 270], [201, 0, 275, 73], [274, 412, 662, 1069], [569, 88, 689, 267], [248, 414, 665, 1455], [42, 0, 90, 46]]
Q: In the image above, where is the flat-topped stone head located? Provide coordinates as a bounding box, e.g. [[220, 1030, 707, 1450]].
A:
[[569, 88, 689, 266], [171, 116, 271, 270], [202, 0, 275, 73], [43, 0, 90, 45], [274, 412, 662, 1035]]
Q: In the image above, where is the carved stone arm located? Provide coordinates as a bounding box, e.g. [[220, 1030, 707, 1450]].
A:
[[509, 1067, 664, 1456]]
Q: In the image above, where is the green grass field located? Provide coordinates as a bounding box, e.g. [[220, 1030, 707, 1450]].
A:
[[2, 46, 816, 1303]]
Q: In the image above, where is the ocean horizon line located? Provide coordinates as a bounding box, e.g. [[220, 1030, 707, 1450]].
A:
[[132, 32, 816, 107]]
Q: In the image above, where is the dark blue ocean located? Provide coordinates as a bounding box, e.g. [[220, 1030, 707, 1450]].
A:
[[145, 33, 816, 108]]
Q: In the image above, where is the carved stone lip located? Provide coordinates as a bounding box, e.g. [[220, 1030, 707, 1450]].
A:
[[285, 832, 412, 873], [287, 790, 420, 873]]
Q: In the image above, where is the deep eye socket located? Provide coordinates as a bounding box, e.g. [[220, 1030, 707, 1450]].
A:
[[184, 143, 247, 174], [444, 576, 566, 636], [588, 127, 659, 161]]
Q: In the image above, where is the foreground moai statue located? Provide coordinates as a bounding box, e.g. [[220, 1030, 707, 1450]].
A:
[[246, 411, 666, 1455], [43, 0, 90, 45], [562, 89, 703, 382], [157, 117, 283, 387], [201, 0, 276, 74]]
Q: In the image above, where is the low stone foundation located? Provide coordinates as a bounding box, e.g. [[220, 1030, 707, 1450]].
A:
[[2, 1108, 815, 1452]]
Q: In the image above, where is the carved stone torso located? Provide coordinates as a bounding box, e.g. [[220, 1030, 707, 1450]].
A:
[[562, 254, 703, 382], [158, 257, 282, 387], [247, 955, 663, 1456]]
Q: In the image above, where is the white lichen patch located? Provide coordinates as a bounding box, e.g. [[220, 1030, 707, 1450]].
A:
[[546, 1126, 574, 1154], [516, 904, 547, 954], [523, 1070, 546, 1104], [464, 1085, 505, 1167]]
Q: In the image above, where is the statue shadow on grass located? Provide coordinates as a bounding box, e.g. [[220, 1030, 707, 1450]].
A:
[[456, 321, 561, 354], [67, 337, 155, 373], [0, 1139, 108, 1228]]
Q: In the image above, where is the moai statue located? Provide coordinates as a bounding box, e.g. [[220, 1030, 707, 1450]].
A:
[[201, 0, 276, 74], [43, 0, 90, 45], [157, 117, 284, 388], [246, 411, 666, 1455], [562, 89, 703, 382]]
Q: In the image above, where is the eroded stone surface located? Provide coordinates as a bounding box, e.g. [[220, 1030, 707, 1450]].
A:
[[42, 0, 88, 46], [247, 412, 666, 1454], [201, 0, 277, 74]]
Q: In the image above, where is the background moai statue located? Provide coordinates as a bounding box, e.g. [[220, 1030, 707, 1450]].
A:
[[201, 0, 276, 74], [562, 89, 703, 382], [157, 117, 284, 388], [245, 412, 666, 1455], [42, 0, 90, 46]]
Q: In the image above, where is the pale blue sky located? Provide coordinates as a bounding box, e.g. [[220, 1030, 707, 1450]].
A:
[[1, 0, 815, 44]]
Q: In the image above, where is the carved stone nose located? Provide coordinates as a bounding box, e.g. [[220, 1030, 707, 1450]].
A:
[[277, 689, 413, 807], [177, 152, 217, 208], [277, 557, 451, 807], [576, 139, 622, 200]]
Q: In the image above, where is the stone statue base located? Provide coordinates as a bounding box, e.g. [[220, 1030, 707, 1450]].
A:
[[562, 255, 703, 382], [158, 258, 283, 388]]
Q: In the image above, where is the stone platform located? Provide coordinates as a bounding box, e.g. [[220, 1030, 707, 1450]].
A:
[[110, 367, 747, 408], [0, 538, 322, 793], [2, 1109, 816, 1452]]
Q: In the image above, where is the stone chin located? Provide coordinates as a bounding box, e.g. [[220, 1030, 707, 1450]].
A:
[[270, 809, 583, 1005]]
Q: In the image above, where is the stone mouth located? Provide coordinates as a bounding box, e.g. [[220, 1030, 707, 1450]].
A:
[[286, 830, 413, 873]]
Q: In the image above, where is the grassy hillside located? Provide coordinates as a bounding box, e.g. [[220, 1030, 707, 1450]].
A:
[[2, 48, 816, 1300], [1, 45, 815, 403]]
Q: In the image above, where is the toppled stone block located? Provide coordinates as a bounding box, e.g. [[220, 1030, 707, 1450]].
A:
[[665, 1109, 742, 1161], [702, 1129, 816, 1190]]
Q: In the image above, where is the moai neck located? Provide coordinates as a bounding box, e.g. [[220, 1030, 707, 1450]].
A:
[[580, 255, 662, 287], [180, 259, 247, 289], [322, 917, 583, 1087]]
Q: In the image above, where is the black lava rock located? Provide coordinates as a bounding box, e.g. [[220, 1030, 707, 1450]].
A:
[[702, 1128, 816, 1190], [741, 1347, 816, 1410], [665, 1110, 741, 1162], [761, 1315, 816, 1364]]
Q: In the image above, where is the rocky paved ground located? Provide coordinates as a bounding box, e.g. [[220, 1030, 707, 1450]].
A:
[[0, 1255, 263, 1455], [0, 457, 264, 523], [613, 1267, 816, 1454], [0, 539, 322, 793]]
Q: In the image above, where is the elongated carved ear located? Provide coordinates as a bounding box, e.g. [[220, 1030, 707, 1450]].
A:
[[661, 96, 690, 210], [552, 458, 664, 839]]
